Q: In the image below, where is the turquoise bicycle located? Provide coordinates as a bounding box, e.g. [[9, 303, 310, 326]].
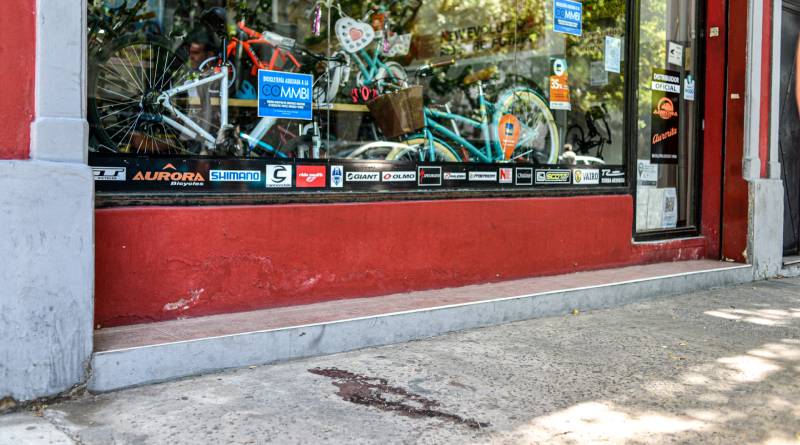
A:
[[377, 63, 561, 164], [332, 1, 409, 93]]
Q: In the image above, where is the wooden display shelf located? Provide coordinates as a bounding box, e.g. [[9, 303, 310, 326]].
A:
[[183, 97, 368, 112]]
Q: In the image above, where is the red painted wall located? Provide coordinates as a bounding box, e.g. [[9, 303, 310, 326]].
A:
[[93, 0, 730, 328], [95, 196, 711, 327], [701, 0, 728, 259], [721, 0, 750, 262], [0, 0, 34, 160]]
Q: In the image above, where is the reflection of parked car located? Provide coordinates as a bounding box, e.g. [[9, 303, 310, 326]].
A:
[[574, 155, 606, 165]]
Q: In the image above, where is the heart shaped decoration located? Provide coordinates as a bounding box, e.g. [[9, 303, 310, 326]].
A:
[[335, 17, 375, 53], [349, 28, 364, 41]]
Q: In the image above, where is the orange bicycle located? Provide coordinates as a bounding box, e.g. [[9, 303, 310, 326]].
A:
[[197, 8, 302, 95]]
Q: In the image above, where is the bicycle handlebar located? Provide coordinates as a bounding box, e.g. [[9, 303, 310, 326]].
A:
[[425, 59, 456, 70], [415, 58, 455, 77]]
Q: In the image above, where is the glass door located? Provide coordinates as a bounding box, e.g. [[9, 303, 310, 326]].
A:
[[633, 0, 702, 236]]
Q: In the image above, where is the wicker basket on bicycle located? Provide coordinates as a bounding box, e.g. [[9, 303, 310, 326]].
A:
[[366, 85, 424, 138]]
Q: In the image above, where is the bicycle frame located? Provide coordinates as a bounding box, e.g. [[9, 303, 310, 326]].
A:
[[421, 93, 495, 163], [415, 83, 542, 163], [157, 65, 288, 157], [157, 66, 229, 149], [232, 23, 301, 75], [351, 45, 400, 86]]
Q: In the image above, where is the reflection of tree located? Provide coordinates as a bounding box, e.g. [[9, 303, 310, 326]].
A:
[[564, 0, 626, 116], [637, 0, 668, 134]]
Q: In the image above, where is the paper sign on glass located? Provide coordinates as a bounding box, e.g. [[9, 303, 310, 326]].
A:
[[668, 41, 683, 66], [604, 36, 621, 73], [590, 61, 607, 86]]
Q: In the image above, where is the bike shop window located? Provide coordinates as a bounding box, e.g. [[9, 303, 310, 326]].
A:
[[87, 0, 628, 191], [633, 0, 701, 235]]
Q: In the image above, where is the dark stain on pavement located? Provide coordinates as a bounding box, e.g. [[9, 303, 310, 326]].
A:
[[309, 367, 489, 430]]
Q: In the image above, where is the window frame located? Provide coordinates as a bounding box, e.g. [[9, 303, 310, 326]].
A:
[[628, 0, 707, 241]]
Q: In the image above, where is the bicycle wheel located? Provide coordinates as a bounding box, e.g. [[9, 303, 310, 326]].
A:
[[88, 36, 213, 154], [386, 136, 460, 162], [198, 56, 237, 90], [492, 87, 560, 164], [357, 61, 408, 93]]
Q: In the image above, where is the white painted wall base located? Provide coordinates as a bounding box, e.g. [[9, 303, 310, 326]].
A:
[[0, 160, 94, 402], [749, 179, 784, 279]]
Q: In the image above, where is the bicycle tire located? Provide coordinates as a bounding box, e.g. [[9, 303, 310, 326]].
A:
[[198, 56, 237, 90], [88, 35, 208, 154], [386, 136, 460, 162], [492, 87, 560, 164], [357, 61, 408, 93]]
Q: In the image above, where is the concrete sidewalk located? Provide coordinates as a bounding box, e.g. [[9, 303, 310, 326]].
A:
[[2, 277, 800, 444]]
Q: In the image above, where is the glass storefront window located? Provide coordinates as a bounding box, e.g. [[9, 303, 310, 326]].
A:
[[88, 0, 628, 163], [86, 0, 700, 205]]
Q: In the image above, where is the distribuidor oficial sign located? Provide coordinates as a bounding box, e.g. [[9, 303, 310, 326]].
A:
[[650, 69, 680, 164]]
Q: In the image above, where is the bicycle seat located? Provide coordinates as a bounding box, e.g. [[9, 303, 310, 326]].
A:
[[462, 66, 497, 85], [201, 7, 228, 38]]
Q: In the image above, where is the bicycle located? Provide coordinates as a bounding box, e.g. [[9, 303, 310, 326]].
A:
[[564, 103, 612, 160], [331, 1, 409, 93], [87, 7, 343, 157], [351, 62, 560, 164]]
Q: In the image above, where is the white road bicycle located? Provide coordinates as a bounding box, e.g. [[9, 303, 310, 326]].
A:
[[88, 28, 349, 157]]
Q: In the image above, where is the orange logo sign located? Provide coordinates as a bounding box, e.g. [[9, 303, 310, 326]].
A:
[[654, 98, 678, 120]]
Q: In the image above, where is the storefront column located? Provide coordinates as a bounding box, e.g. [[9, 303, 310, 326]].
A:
[[0, 0, 93, 403], [746, 0, 784, 278]]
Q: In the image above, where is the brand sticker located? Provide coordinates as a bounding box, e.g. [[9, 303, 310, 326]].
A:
[[265, 164, 292, 188], [418, 166, 443, 186], [600, 168, 626, 184], [443, 172, 467, 180], [133, 163, 205, 187], [382, 171, 416, 182], [92, 166, 126, 181], [468, 171, 498, 181], [515, 167, 533, 185], [572, 168, 600, 185], [209, 170, 261, 182], [296, 165, 327, 188], [346, 171, 381, 182], [535, 169, 571, 184], [330, 165, 344, 188], [498, 167, 513, 184]]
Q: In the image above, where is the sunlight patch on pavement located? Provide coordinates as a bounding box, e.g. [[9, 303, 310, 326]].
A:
[[495, 401, 706, 444], [703, 307, 800, 327]]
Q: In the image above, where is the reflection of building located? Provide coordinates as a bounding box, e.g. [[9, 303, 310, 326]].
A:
[[0, 0, 787, 402]]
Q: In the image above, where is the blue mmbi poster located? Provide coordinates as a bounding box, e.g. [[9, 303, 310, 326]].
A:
[[257, 70, 313, 120], [553, 0, 582, 36]]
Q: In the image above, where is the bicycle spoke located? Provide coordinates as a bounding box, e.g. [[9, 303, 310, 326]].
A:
[[96, 99, 139, 110], [156, 121, 188, 153], [97, 70, 140, 98], [128, 45, 148, 93], [98, 103, 138, 121], [118, 46, 145, 94]]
